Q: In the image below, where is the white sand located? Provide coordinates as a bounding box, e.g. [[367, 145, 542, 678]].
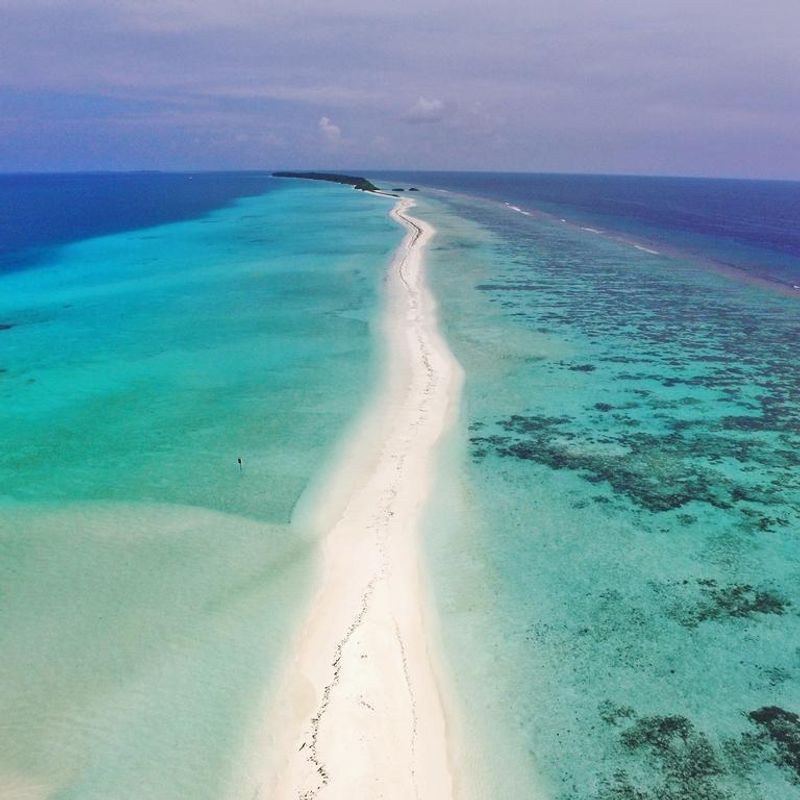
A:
[[264, 198, 463, 799]]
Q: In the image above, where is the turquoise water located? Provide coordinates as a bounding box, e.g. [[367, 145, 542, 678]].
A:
[[0, 180, 399, 797], [4, 172, 798, 799], [418, 191, 800, 799]]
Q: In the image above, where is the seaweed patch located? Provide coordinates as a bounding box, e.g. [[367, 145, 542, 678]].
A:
[[748, 706, 800, 783], [469, 402, 797, 521], [666, 579, 789, 628], [573, 701, 800, 800], [592, 711, 728, 800], [568, 363, 597, 372]]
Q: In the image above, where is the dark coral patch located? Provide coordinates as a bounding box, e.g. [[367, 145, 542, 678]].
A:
[[472, 418, 734, 513], [694, 582, 788, 623], [748, 706, 800, 782], [604, 713, 727, 800], [469, 405, 797, 518], [498, 414, 572, 433], [620, 714, 696, 751], [585, 703, 800, 799], [663, 579, 789, 628], [568, 363, 597, 372], [598, 700, 635, 726]]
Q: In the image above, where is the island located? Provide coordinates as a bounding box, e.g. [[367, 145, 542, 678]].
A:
[[272, 171, 383, 193]]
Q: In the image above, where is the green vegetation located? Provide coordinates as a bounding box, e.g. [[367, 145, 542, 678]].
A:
[[272, 171, 382, 193]]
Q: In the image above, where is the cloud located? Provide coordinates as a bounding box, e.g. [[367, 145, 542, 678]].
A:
[[318, 115, 341, 143], [1, 0, 799, 175], [403, 96, 447, 124]]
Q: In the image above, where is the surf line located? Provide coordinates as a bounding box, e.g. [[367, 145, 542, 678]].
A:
[[269, 197, 462, 800]]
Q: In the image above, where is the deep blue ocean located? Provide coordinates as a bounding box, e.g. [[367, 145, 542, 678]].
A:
[[0, 172, 276, 274], [7, 171, 799, 287], [370, 171, 800, 288]]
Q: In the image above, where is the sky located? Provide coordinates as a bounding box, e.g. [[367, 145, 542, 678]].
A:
[[1, 0, 799, 178]]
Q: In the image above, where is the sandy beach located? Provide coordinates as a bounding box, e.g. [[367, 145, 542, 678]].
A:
[[264, 197, 463, 799]]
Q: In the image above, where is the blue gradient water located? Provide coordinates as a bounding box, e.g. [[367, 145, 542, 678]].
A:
[[4, 170, 799, 800], [0, 172, 277, 275], [371, 172, 800, 289], [379, 175, 800, 800], [0, 175, 399, 797]]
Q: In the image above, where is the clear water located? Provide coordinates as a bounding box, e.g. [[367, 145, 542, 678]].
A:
[[0, 177, 399, 798], [4, 169, 799, 800], [0, 172, 278, 275], [371, 171, 800, 290], [410, 184, 800, 800]]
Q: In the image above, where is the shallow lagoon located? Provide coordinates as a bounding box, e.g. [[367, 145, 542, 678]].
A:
[[0, 179, 399, 798]]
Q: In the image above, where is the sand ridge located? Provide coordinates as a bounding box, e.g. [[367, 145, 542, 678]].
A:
[[265, 197, 463, 799]]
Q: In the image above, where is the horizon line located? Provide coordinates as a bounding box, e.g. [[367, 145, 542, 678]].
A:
[[1, 167, 800, 184]]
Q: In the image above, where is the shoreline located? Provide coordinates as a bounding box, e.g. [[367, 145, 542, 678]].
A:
[[260, 197, 463, 799]]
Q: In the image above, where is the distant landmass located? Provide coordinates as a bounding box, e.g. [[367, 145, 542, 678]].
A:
[[272, 171, 381, 193]]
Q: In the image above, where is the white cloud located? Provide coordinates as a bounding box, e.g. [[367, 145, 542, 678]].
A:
[[318, 115, 341, 142], [403, 96, 447, 124]]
